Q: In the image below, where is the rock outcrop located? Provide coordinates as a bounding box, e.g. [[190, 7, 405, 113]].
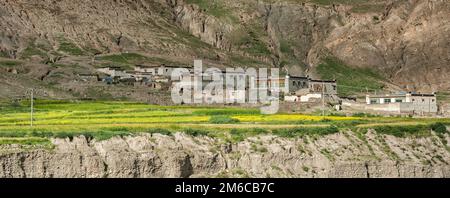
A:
[[1, 131, 449, 178]]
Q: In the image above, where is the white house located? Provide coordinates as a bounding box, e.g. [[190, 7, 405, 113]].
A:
[[365, 93, 438, 114]]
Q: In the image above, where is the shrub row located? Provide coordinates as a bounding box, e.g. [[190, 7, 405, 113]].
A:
[[371, 122, 449, 137], [273, 126, 340, 138]]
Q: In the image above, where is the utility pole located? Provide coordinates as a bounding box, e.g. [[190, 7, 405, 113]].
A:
[[322, 82, 325, 117], [30, 88, 34, 127]]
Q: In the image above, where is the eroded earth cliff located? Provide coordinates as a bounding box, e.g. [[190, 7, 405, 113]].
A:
[[1, 131, 449, 178]]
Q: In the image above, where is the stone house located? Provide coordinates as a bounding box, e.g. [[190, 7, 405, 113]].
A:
[[284, 75, 337, 102], [286, 75, 337, 96], [308, 79, 338, 96], [286, 75, 309, 93]]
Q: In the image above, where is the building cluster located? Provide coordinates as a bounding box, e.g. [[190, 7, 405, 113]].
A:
[[94, 64, 339, 103], [95, 65, 177, 88], [91, 64, 439, 115]]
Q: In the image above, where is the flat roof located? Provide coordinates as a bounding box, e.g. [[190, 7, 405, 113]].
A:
[[288, 75, 308, 79], [411, 93, 436, 97], [309, 79, 336, 83], [368, 93, 436, 98], [367, 94, 406, 98]]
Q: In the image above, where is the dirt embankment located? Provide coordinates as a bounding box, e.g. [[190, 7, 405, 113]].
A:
[[1, 130, 449, 178]]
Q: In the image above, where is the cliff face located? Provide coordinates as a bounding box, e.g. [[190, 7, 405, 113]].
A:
[[1, 131, 449, 178], [323, 0, 450, 91], [0, 0, 449, 93]]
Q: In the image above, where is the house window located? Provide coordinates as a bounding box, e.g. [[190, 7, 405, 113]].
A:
[[412, 99, 415, 102], [370, 99, 378, 104], [384, 99, 391, 103], [395, 99, 403, 103], [422, 99, 425, 102], [432, 99, 435, 102]]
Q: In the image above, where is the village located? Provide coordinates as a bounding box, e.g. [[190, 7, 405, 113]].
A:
[[80, 63, 441, 117]]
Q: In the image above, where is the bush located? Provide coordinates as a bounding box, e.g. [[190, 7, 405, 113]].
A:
[[333, 120, 368, 128], [230, 128, 244, 142], [252, 128, 269, 134], [273, 126, 339, 138], [372, 125, 430, 137], [0, 131, 28, 138], [184, 128, 210, 137], [30, 130, 54, 138], [430, 122, 448, 134], [209, 115, 240, 124], [94, 131, 131, 141], [0, 137, 51, 146]]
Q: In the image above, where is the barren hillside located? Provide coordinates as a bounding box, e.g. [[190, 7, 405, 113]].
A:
[[0, 0, 449, 99]]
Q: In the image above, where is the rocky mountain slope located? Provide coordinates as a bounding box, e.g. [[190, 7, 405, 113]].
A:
[[0, 0, 449, 98], [1, 131, 449, 178]]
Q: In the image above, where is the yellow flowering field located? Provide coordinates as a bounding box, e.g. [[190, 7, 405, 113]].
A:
[[1, 100, 448, 145], [233, 114, 359, 122]]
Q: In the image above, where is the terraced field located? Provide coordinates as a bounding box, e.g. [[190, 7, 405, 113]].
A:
[[0, 100, 449, 146]]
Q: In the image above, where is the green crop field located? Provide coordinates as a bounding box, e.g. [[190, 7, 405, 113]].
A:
[[0, 100, 449, 146]]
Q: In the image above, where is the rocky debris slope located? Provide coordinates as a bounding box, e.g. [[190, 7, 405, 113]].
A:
[[0, 131, 449, 178]]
